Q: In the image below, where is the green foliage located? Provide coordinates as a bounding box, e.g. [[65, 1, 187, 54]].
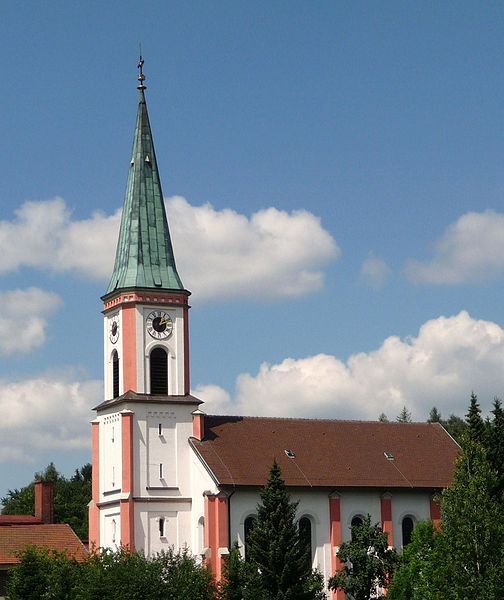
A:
[[427, 406, 441, 423], [1, 463, 91, 540], [465, 392, 486, 445], [488, 398, 504, 495], [396, 407, 412, 423], [378, 413, 389, 423], [247, 460, 325, 599], [441, 414, 467, 443], [7, 545, 217, 600], [440, 437, 504, 598], [328, 515, 398, 600], [387, 521, 446, 600]]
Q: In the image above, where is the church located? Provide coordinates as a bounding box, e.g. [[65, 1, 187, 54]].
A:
[[88, 61, 459, 598]]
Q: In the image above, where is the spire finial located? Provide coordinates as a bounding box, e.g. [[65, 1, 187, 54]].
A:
[[137, 52, 146, 91]]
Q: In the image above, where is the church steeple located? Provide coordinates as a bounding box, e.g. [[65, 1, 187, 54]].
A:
[[106, 57, 184, 294]]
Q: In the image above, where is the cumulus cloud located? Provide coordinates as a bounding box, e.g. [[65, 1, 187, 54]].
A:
[[0, 197, 338, 300], [194, 311, 504, 421], [360, 252, 391, 289], [0, 288, 63, 355], [405, 210, 504, 284], [0, 376, 102, 463]]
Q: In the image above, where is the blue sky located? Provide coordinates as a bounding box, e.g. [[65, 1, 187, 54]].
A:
[[1, 1, 504, 498]]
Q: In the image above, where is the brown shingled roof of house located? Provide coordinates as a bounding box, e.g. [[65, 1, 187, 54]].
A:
[[0, 524, 88, 565], [191, 416, 460, 489]]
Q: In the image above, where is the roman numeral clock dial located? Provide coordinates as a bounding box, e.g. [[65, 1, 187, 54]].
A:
[[146, 310, 173, 340]]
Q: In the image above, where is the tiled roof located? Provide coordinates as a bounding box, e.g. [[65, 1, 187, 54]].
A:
[[0, 524, 87, 565], [105, 87, 185, 295], [94, 390, 203, 411], [0, 516, 41, 525], [191, 416, 460, 489]]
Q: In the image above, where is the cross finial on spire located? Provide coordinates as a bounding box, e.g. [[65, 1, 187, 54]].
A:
[[137, 54, 146, 91]]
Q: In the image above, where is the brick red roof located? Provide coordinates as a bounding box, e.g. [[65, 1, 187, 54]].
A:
[[0, 516, 41, 525], [0, 524, 87, 565], [191, 416, 459, 489]]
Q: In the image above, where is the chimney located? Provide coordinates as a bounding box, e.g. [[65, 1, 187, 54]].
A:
[[34, 481, 54, 524], [192, 409, 205, 441]]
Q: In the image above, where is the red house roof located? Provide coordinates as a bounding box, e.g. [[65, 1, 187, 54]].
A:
[[191, 416, 459, 489], [0, 524, 87, 566]]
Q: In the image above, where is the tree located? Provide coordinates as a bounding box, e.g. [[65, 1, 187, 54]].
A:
[[378, 413, 389, 423], [439, 437, 504, 598], [247, 461, 325, 600], [441, 414, 467, 443], [465, 392, 486, 445], [396, 407, 412, 423], [387, 521, 446, 600], [427, 407, 442, 423], [488, 397, 504, 495], [1, 463, 91, 540], [8, 546, 217, 600], [329, 515, 397, 600]]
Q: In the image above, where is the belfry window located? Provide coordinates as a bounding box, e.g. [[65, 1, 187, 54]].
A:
[[150, 348, 168, 394], [112, 350, 120, 398]]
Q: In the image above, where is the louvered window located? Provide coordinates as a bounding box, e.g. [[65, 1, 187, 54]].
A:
[[112, 351, 120, 398], [150, 348, 168, 394]]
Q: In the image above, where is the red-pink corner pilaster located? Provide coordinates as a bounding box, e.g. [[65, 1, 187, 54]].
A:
[[329, 493, 345, 600], [120, 410, 135, 549], [204, 492, 229, 582], [183, 305, 190, 395], [121, 304, 137, 393], [88, 420, 100, 549], [430, 494, 441, 529], [381, 492, 394, 547]]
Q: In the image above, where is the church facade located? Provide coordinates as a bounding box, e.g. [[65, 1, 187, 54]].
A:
[[88, 62, 459, 598]]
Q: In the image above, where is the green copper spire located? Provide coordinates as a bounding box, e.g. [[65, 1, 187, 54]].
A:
[[106, 58, 184, 294]]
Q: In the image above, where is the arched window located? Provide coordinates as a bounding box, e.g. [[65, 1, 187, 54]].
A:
[[402, 516, 414, 547], [198, 517, 205, 555], [299, 516, 313, 568], [112, 350, 120, 398], [150, 347, 168, 394], [351, 515, 364, 541], [244, 515, 256, 561]]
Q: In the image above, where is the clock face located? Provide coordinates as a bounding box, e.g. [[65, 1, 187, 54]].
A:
[[146, 310, 173, 340], [109, 315, 119, 344]]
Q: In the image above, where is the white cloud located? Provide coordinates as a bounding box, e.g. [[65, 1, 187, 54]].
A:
[[405, 210, 504, 284], [360, 252, 391, 289], [167, 196, 339, 299], [0, 376, 102, 463], [194, 311, 504, 421], [0, 197, 338, 300], [0, 288, 63, 355]]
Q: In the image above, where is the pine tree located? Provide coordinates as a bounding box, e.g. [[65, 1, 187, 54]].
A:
[[442, 414, 467, 443], [427, 407, 442, 423], [247, 461, 325, 600], [465, 392, 486, 445], [378, 413, 389, 423], [396, 406, 412, 423]]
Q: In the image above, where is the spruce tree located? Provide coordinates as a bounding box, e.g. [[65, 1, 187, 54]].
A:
[[396, 406, 412, 423], [488, 398, 504, 497], [247, 461, 324, 600], [427, 407, 442, 423], [465, 392, 486, 445]]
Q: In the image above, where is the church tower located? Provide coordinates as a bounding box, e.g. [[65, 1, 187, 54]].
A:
[[89, 59, 202, 553]]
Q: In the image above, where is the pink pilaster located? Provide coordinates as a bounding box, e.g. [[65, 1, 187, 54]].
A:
[[183, 304, 190, 395], [204, 493, 229, 581], [329, 493, 345, 600], [430, 495, 441, 529], [381, 492, 394, 546], [121, 304, 137, 393]]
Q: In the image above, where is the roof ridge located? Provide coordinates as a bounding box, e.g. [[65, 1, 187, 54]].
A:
[[206, 414, 436, 425]]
